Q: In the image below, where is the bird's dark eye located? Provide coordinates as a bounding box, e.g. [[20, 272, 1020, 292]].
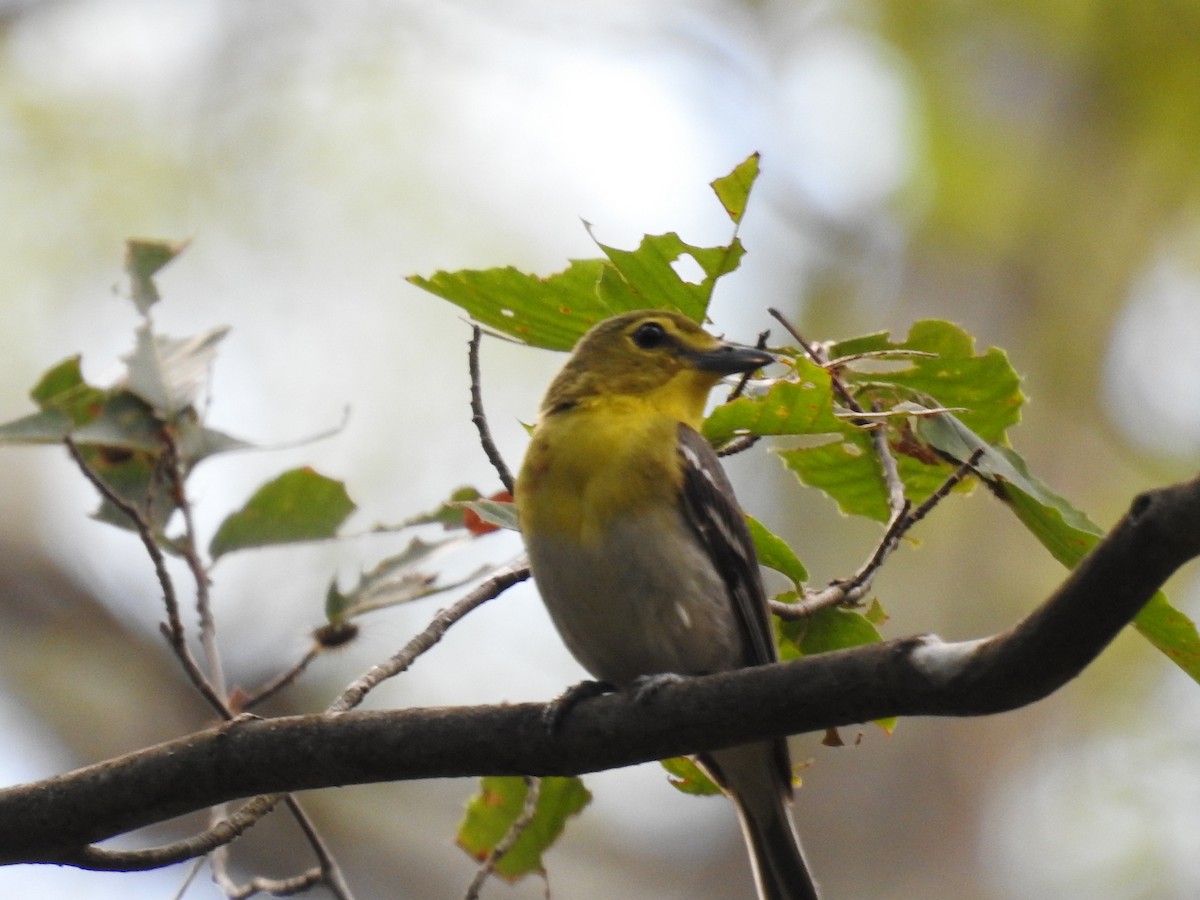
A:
[[631, 321, 667, 349]]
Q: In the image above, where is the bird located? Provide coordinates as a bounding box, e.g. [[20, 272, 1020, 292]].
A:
[[515, 309, 818, 900]]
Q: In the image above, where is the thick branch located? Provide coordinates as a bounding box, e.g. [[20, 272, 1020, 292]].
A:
[[3, 476, 1199, 868]]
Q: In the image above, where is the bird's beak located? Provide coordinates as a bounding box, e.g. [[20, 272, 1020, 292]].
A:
[[688, 342, 775, 376]]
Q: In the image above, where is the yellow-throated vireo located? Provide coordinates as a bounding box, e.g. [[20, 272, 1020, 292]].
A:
[[517, 310, 817, 900]]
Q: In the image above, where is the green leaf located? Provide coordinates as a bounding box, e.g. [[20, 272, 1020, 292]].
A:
[[70, 391, 164, 452], [772, 319, 1022, 521], [702, 363, 841, 446], [408, 162, 757, 350], [778, 602, 884, 658], [408, 259, 615, 351], [30, 356, 107, 425], [777, 431, 888, 520], [594, 231, 743, 323], [917, 412, 1200, 684], [122, 323, 229, 418], [125, 238, 188, 315], [661, 757, 722, 796], [210, 468, 356, 559], [835, 319, 1024, 445], [746, 515, 808, 589], [457, 776, 591, 880], [710, 153, 761, 224]]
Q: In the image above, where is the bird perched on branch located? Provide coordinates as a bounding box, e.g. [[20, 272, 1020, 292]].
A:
[[516, 309, 817, 900]]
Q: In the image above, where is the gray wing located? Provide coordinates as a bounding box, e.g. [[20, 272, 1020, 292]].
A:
[[675, 424, 777, 668], [676, 424, 793, 795]]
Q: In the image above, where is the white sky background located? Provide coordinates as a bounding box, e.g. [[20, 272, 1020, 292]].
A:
[[0, 1, 1197, 898]]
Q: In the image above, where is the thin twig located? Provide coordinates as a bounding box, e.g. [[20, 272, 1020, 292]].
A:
[[281, 795, 355, 900], [328, 559, 531, 714], [469, 326, 515, 495], [67, 438, 356, 896], [58, 794, 285, 871], [768, 308, 862, 413], [870, 406, 907, 521], [716, 434, 760, 458], [464, 776, 542, 900], [726, 328, 770, 403], [64, 437, 230, 719], [162, 428, 225, 695], [241, 646, 321, 712], [773, 449, 983, 619], [907, 448, 985, 526], [213, 797, 354, 900]]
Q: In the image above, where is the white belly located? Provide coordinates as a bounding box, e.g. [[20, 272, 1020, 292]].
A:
[[526, 508, 745, 685]]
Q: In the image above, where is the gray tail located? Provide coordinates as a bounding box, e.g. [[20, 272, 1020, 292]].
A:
[[702, 743, 819, 900], [733, 790, 819, 900]]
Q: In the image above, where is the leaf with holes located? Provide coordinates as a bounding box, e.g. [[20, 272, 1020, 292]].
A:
[[457, 776, 591, 880]]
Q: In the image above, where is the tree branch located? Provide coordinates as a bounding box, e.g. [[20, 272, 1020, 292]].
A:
[[3, 475, 1198, 869]]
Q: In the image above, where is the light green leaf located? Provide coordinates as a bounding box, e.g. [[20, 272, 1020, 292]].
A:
[[777, 430, 887, 520], [30, 356, 107, 424], [661, 757, 721, 796], [702, 363, 840, 446], [746, 515, 808, 589], [917, 411, 1200, 684], [710, 153, 761, 224], [457, 776, 591, 880], [210, 468, 356, 559], [408, 259, 614, 351], [778, 602, 884, 658], [595, 231, 744, 323]]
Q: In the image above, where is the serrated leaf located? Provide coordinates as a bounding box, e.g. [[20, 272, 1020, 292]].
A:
[[408, 259, 615, 351], [125, 238, 188, 315], [595, 231, 743, 323], [409, 164, 754, 350], [210, 468, 356, 559], [836, 319, 1023, 445], [457, 776, 591, 881], [661, 757, 722, 796], [777, 431, 889, 520], [710, 153, 761, 224], [917, 411, 1200, 684], [122, 323, 229, 418], [702, 364, 841, 445], [746, 515, 808, 589]]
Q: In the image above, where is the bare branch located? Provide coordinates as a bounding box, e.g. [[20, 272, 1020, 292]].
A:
[[328, 559, 530, 714], [469, 326, 515, 495], [64, 437, 229, 719], [161, 429, 225, 694], [4, 474, 1198, 869]]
